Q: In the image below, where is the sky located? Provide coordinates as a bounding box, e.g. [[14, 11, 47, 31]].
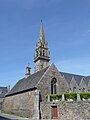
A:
[[0, 0, 90, 88]]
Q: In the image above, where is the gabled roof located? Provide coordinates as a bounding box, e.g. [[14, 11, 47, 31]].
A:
[[60, 72, 89, 85], [6, 64, 90, 97], [0, 87, 8, 98], [6, 66, 49, 96], [84, 76, 90, 85]]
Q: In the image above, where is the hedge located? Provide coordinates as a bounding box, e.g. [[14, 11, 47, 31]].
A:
[[50, 94, 62, 101], [64, 92, 77, 101], [46, 92, 90, 102], [79, 92, 90, 100], [46, 94, 62, 101]]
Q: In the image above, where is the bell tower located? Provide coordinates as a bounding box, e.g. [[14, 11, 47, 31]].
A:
[[34, 21, 50, 72]]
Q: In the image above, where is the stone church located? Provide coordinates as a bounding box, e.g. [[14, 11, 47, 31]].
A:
[[2, 21, 90, 119]]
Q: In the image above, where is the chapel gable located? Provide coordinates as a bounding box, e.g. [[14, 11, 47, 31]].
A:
[[79, 78, 87, 92], [70, 77, 79, 92]]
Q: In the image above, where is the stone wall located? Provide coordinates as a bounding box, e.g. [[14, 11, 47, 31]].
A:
[[37, 64, 69, 102], [0, 103, 2, 110], [40, 101, 90, 120], [3, 90, 35, 118], [0, 98, 4, 110], [60, 101, 90, 120]]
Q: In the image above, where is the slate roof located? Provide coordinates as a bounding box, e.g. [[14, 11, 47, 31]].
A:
[[60, 72, 85, 85], [6, 66, 49, 96], [84, 76, 90, 85], [6, 65, 90, 96], [60, 72, 90, 86], [0, 87, 8, 98]]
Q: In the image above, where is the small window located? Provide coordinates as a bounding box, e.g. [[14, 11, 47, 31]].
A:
[[79, 89, 81, 92], [82, 88, 85, 92], [73, 87, 76, 92], [36, 51, 38, 56], [43, 50, 45, 56]]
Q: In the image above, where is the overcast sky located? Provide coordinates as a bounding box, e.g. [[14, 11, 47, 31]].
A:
[[0, 0, 90, 88]]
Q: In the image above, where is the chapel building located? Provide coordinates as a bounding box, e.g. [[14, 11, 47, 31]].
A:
[[2, 21, 90, 120]]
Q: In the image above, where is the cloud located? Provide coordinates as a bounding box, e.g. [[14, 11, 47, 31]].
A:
[[88, 29, 90, 33]]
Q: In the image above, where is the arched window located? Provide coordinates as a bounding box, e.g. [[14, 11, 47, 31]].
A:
[[43, 50, 45, 56], [79, 89, 81, 92], [36, 51, 38, 57], [51, 78, 57, 94], [73, 87, 76, 92], [82, 88, 85, 92]]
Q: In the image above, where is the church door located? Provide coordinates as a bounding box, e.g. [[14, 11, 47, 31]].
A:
[[52, 106, 58, 119]]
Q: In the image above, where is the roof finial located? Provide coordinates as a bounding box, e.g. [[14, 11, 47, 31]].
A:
[[25, 63, 31, 78]]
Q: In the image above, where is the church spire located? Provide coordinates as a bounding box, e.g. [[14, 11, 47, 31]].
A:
[[34, 21, 50, 73], [38, 20, 45, 45]]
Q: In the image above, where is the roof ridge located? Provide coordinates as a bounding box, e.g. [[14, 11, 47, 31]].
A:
[[28, 66, 50, 77], [60, 71, 85, 77], [35, 65, 50, 87]]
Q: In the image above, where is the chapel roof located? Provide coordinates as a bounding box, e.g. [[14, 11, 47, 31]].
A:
[[60, 72, 85, 85], [6, 66, 49, 96], [6, 65, 90, 97], [60, 72, 89, 86]]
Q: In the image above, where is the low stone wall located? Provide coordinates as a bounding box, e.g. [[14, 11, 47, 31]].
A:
[[40, 101, 90, 120], [0, 98, 4, 110], [2, 90, 35, 118], [0, 102, 2, 110]]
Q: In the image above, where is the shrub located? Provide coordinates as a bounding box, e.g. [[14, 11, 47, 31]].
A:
[[64, 92, 77, 101], [46, 94, 62, 102], [79, 92, 90, 100], [50, 94, 62, 101]]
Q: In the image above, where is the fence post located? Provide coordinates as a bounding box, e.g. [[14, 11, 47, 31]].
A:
[[77, 93, 81, 101], [62, 94, 65, 101], [48, 95, 50, 102]]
